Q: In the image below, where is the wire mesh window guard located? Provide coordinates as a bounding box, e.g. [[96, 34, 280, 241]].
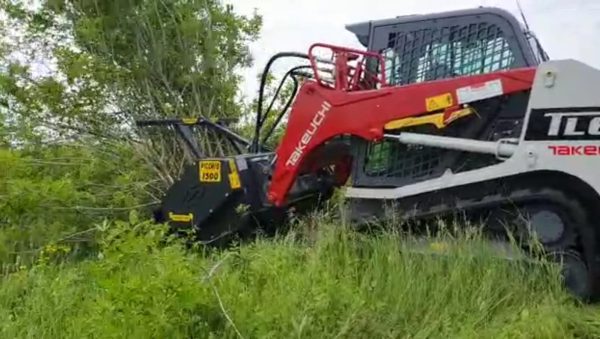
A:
[[363, 22, 516, 180]]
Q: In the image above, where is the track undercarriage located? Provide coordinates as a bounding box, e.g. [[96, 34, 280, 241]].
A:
[[349, 175, 599, 300]]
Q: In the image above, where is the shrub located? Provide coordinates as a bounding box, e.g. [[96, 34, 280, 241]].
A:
[[0, 145, 151, 268], [2, 217, 599, 338]]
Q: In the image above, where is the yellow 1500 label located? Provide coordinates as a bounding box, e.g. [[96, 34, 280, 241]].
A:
[[199, 160, 221, 182]]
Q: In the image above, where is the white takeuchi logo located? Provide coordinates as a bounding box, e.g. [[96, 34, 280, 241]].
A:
[[285, 101, 332, 167]]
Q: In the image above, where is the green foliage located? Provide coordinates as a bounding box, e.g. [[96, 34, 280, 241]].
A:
[[0, 220, 219, 338], [2, 218, 600, 338], [0, 145, 152, 268], [0, 0, 263, 269], [1, 0, 261, 150]]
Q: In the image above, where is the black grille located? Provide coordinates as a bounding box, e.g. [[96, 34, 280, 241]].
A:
[[355, 92, 530, 187], [382, 22, 517, 86], [353, 17, 531, 187], [363, 138, 443, 181]]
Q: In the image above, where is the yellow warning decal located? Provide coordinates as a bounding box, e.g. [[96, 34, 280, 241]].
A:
[[199, 160, 221, 182], [168, 212, 193, 223], [228, 159, 241, 190], [181, 117, 199, 125], [425, 93, 454, 112], [384, 107, 476, 131]]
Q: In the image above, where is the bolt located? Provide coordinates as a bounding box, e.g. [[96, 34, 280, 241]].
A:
[[544, 70, 556, 88], [526, 146, 537, 168]]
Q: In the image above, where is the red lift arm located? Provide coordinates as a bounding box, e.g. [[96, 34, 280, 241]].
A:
[[266, 44, 537, 206]]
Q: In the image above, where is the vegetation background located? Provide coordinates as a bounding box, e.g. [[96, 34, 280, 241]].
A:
[[1, 0, 600, 338]]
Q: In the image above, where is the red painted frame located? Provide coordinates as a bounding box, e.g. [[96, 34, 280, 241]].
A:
[[267, 43, 537, 206]]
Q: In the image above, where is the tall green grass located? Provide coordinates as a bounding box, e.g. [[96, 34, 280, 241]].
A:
[[1, 217, 600, 338]]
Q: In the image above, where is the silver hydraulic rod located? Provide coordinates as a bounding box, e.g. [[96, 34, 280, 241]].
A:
[[383, 133, 519, 159]]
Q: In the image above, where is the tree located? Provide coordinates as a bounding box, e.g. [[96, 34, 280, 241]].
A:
[[0, 0, 262, 187], [0, 0, 263, 264]]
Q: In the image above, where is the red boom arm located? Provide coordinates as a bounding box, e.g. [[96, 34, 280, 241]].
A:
[[266, 44, 537, 206]]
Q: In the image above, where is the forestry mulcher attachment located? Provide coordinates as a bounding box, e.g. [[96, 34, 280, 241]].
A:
[[137, 7, 600, 300]]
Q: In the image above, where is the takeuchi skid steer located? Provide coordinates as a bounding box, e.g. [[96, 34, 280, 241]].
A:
[[137, 7, 600, 300]]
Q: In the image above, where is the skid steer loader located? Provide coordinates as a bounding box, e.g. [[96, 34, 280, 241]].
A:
[[137, 7, 600, 300]]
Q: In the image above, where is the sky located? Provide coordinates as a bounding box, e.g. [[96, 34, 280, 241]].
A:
[[224, 0, 600, 101]]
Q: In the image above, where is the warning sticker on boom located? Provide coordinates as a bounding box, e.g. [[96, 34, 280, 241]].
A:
[[456, 79, 503, 104], [199, 160, 221, 182], [425, 93, 454, 112]]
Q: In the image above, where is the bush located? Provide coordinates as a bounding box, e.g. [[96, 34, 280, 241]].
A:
[[1, 217, 599, 338], [0, 145, 152, 268]]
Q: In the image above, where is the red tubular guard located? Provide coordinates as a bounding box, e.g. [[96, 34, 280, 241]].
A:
[[308, 43, 387, 91]]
